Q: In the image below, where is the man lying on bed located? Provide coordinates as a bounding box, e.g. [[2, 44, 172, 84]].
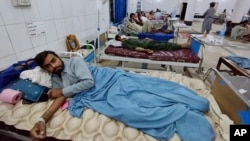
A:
[[115, 34, 191, 54], [30, 50, 214, 141]]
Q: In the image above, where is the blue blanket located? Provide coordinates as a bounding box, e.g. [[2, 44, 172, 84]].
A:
[[226, 56, 250, 69], [69, 66, 214, 141], [138, 32, 175, 42]]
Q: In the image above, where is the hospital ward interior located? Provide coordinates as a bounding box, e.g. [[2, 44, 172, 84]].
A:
[[0, 0, 250, 141]]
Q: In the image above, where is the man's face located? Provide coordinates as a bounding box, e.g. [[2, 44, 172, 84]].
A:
[[132, 14, 137, 20], [42, 54, 63, 74]]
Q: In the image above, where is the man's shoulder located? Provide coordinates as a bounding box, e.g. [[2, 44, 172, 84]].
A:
[[68, 56, 83, 63]]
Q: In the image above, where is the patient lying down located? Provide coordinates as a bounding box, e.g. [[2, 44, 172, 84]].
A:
[[115, 35, 191, 54], [30, 50, 214, 141]]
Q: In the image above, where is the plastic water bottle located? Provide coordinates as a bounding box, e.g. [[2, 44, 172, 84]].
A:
[[86, 40, 90, 50], [217, 23, 226, 45]]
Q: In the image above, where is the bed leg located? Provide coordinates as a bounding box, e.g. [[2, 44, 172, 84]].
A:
[[166, 65, 174, 72], [117, 61, 122, 66], [141, 63, 148, 69], [196, 54, 204, 73], [183, 67, 193, 77], [196, 66, 204, 73], [121, 61, 125, 68]]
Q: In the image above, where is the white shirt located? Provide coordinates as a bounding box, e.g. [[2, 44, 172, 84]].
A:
[[154, 12, 162, 20], [105, 39, 122, 47], [141, 16, 148, 23]]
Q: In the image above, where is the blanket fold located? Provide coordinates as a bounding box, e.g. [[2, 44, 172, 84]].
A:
[[69, 66, 214, 141]]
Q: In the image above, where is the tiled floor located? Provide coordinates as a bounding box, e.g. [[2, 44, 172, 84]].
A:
[[187, 21, 250, 79], [97, 21, 250, 80]]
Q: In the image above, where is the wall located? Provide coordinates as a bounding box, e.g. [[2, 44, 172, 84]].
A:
[[136, 0, 239, 16], [127, 0, 139, 16], [142, 0, 182, 14], [213, 0, 237, 15], [0, 0, 109, 70]]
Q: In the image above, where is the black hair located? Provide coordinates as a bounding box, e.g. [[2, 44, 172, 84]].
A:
[[210, 2, 215, 7], [129, 13, 135, 19], [242, 20, 249, 24], [239, 21, 247, 25], [115, 34, 120, 41], [34, 50, 59, 69]]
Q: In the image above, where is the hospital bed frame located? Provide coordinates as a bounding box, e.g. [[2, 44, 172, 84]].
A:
[[96, 37, 205, 73], [216, 56, 250, 78], [59, 43, 96, 64], [0, 54, 232, 141]]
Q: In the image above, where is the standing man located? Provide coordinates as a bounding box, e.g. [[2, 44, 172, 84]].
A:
[[201, 2, 216, 34]]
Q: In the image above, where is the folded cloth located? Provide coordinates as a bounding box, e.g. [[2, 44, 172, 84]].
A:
[[225, 56, 250, 69], [20, 66, 52, 87], [0, 89, 22, 104]]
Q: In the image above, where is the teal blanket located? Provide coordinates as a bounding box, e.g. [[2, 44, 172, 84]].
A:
[[226, 56, 250, 69], [69, 66, 214, 141]]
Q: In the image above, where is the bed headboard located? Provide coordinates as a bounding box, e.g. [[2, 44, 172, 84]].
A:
[[99, 32, 107, 47]]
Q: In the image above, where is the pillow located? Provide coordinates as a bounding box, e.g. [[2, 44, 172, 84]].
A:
[[3, 79, 48, 102], [0, 58, 36, 89]]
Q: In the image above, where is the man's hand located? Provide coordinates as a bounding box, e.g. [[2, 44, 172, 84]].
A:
[[48, 88, 63, 99], [30, 121, 46, 141], [144, 37, 153, 41]]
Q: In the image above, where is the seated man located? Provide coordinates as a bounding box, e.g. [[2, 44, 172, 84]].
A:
[[242, 22, 250, 43], [230, 21, 248, 40], [154, 8, 162, 20], [128, 13, 171, 34], [115, 35, 191, 54], [216, 21, 233, 36]]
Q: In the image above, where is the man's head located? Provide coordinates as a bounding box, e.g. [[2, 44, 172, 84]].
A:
[[243, 20, 249, 26], [115, 35, 121, 41], [35, 51, 64, 74], [210, 2, 215, 8], [239, 20, 248, 27], [115, 34, 126, 41], [129, 13, 136, 20]]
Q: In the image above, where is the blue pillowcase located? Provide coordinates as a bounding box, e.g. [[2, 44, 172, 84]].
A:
[[3, 79, 48, 102]]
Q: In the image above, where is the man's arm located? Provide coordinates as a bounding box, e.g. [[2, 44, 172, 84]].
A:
[[30, 96, 66, 140], [62, 57, 94, 97], [42, 96, 66, 122], [203, 9, 208, 17], [142, 37, 152, 41]]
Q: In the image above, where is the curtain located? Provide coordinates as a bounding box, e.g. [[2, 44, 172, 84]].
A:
[[114, 0, 127, 25]]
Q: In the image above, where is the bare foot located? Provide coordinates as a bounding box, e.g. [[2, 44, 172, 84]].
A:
[[135, 47, 154, 54], [184, 37, 192, 48], [145, 49, 154, 54], [135, 47, 144, 51], [186, 36, 192, 43], [181, 43, 190, 48]]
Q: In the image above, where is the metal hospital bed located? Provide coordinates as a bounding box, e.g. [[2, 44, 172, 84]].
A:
[[96, 35, 205, 73], [59, 43, 96, 64], [0, 68, 232, 141], [0, 40, 232, 141]]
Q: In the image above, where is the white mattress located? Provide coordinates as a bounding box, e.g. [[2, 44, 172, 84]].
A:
[[0, 71, 232, 141]]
